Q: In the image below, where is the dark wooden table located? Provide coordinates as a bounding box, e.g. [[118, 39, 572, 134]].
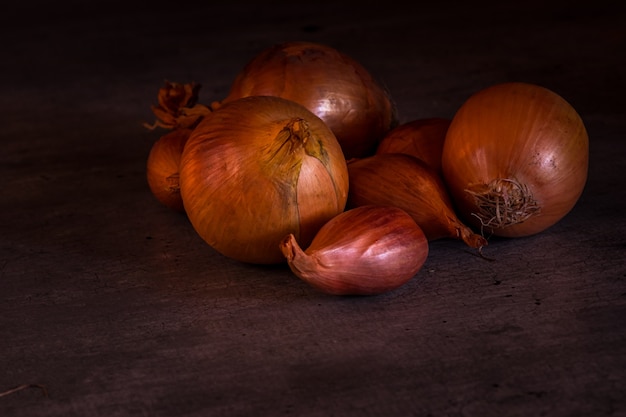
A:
[[2, 1, 625, 416]]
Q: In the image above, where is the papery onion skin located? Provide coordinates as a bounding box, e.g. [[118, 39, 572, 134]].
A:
[[280, 205, 429, 296], [441, 82, 589, 237], [347, 153, 487, 249], [376, 117, 451, 174], [180, 95, 349, 264], [218, 41, 397, 159], [146, 128, 192, 212]]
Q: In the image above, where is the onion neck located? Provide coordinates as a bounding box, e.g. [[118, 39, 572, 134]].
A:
[[268, 117, 335, 175], [457, 224, 488, 249], [144, 81, 213, 130], [280, 234, 319, 279], [272, 118, 309, 156], [287, 118, 333, 163]]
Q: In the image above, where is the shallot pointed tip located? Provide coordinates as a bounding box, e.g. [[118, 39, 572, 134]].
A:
[[464, 232, 489, 249], [279, 234, 299, 262]]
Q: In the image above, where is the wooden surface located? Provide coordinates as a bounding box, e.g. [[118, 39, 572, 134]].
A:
[[2, 1, 625, 416]]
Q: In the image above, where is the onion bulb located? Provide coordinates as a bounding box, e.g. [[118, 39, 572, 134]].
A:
[[179, 95, 349, 264], [441, 82, 589, 237], [217, 41, 397, 159], [347, 153, 487, 249], [376, 117, 451, 174], [144, 81, 212, 211], [146, 128, 191, 212], [280, 205, 429, 296]]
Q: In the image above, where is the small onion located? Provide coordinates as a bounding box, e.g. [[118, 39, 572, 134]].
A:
[[441, 82, 589, 237], [280, 205, 429, 296], [179, 95, 349, 264], [376, 117, 451, 174], [347, 153, 487, 249], [146, 128, 191, 212], [217, 41, 397, 159], [144, 81, 212, 212]]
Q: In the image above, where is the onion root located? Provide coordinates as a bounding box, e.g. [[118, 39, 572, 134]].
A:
[[465, 178, 541, 229]]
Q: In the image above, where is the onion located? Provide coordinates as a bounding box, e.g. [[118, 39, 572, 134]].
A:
[[376, 117, 451, 174], [280, 205, 429, 296], [347, 153, 487, 249], [217, 41, 397, 159], [144, 81, 212, 211], [146, 128, 191, 212], [441, 82, 589, 237], [179, 95, 349, 264]]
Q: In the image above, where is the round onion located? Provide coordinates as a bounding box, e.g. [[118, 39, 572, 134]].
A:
[[146, 128, 191, 212], [217, 41, 397, 159], [441, 82, 589, 237], [375, 117, 451, 174], [179, 95, 349, 264]]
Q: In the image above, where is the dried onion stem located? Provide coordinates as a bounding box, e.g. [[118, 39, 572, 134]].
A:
[[143, 81, 211, 130]]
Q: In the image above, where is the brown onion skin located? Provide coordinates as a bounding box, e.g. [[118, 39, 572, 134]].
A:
[[280, 205, 429, 296], [179, 95, 349, 265], [146, 128, 192, 212], [347, 153, 487, 249], [376, 117, 451, 174], [218, 41, 397, 159], [441, 82, 589, 237]]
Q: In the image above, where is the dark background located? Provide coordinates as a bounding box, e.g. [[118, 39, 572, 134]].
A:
[[2, 1, 625, 416]]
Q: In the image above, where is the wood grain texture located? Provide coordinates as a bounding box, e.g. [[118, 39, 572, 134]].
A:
[[1, 1, 625, 416]]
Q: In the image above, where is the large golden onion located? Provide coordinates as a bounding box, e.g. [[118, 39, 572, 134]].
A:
[[179, 95, 349, 264], [442, 82, 589, 237], [218, 41, 397, 159]]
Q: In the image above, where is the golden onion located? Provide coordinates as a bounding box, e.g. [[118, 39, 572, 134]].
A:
[[217, 41, 397, 159], [442, 82, 589, 237], [179, 95, 349, 264]]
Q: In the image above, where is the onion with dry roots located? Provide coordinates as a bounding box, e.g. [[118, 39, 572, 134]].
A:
[[347, 153, 487, 249], [376, 117, 451, 174], [280, 205, 429, 296], [442, 82, 589, 237], [216, 41, 397, 159], [179, 95, 349, 264]]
